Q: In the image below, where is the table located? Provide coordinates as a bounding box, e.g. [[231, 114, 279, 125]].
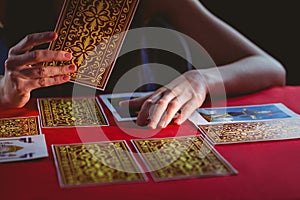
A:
[[1, 86, 300, 200]]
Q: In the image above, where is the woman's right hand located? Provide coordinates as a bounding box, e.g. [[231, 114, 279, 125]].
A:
[[0, 31, 77, 108]]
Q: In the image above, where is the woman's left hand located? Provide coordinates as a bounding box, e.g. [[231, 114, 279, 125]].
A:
[[120, 70, 208, 129]]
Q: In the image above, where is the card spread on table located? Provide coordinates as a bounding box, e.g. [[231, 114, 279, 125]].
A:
[[52, 141, 147, 187], [197, 103, 299, 124], [38, 97, 108, 127], [199, 118, 300, 145], [99, 92, 153, 121], [46, 0, 140, 90], [0, 135, 48, 163], [0, 116, 40, 138], [131, 136, 237, 182]]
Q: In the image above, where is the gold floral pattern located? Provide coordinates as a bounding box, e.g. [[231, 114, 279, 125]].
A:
[[47, 0, 140, 90]]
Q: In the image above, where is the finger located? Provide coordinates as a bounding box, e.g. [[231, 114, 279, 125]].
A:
[[174, 100, 199, 125], [148, 90, 177, 129], [23, 75, 70, 91], [6, 49, 72, 68], [9, 32, 58, 55], [19, 64, 77, 79], [135, 92, 164, 126], [157, 95, 187, 128], [119, 95, 149, 109]]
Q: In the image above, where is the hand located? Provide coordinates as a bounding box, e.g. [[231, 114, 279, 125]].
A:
[[120, 70, 208, 129], [0, 31, 77, 108]]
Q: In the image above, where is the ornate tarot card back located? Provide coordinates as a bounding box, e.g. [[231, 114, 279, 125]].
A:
[[48, 0, 140, 90]]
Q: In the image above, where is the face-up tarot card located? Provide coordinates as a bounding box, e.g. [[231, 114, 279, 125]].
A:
[[197, 103, 299, 124], [52, 140, 147, 187], [0, 134, 48, 163], [99, 92, 153, 121], [37, 97, 108, 127], [131, 136, 237, 182]]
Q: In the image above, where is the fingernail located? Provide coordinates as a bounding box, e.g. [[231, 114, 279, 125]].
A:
[[49, 32, 57, 38], [69, 65, 76, 71], [63, 75, 69, 81], [159, 121, 165, 129], [65, 52, 72, 59]]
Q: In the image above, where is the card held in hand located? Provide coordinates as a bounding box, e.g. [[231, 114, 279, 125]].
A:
[[0, 116, 40, 138], [132, 136, 237, 182], [52, 141, 147, 187], [47, 0, 140, 90]]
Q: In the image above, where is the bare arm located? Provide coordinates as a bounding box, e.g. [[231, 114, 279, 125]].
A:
[[124, 0, 286, 129]]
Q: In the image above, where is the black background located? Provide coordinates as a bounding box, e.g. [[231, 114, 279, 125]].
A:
[[201, 1, 300, 85]]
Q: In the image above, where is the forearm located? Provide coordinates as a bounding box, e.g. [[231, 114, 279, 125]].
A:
[[202, 55, 286, 96]]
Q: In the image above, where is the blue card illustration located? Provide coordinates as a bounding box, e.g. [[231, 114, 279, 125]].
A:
[[197, 103, 299, 123]]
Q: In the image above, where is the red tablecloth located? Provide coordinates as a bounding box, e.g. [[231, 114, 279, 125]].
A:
[[1, 86, 300, 200]]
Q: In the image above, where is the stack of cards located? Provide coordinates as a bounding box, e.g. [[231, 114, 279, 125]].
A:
[[0, 116, 48, 163]]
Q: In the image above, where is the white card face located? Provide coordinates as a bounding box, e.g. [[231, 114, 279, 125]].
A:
[[0, 134, 48, 163], [99, 92, 153, 121], [190, 103, 300, 125]]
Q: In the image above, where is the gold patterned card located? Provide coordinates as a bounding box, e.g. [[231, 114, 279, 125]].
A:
[[52, 141, 147, 187], [37, 97, 108, 127], [47, 0, 140, 90], [198, 118, 300, 145], [131, 136, 237, 182], [0, 116, 40, 138]]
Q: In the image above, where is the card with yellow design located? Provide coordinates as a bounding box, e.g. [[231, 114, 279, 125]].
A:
[[0, 116, 41, 138], [46, 0, 140, 90], [37, 97, 108, 127], [198, 118, 300, 145], [52, 140, 147, 187], [131, 136, 237, 182]]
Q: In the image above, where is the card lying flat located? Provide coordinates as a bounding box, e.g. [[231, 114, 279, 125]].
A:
[[131, 136, 237, 182], [99, 92, 153, 121], [199, 118, 300, 145], [196, 103, 299, 124], [37, 97, 108, 127], [52, 141, 147, 187], [0, 135, 48, 163], [0, 116, 40, 138], [46, 0, 140, 90]]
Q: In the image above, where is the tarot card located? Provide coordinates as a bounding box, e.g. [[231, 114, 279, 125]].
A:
[[0, 116, 41, 138], [99, 92, 153, 121], [199, 118, 300, 145], [131, 136, 237, 182], [0, 134, 48, 163], [37, 97, 109, 128], [197, 103, 299, 124], [52, 141, 147, 187], [46, 0, 140, 91]]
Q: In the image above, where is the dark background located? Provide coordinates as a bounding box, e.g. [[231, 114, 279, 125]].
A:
[[201, 1, 300, 85], [1, 0, 299, 85]]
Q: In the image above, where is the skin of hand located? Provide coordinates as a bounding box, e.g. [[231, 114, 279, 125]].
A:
[[119, 70, 208, 129], [0, 31, 77, 108], [120, 0, 286, 129]]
